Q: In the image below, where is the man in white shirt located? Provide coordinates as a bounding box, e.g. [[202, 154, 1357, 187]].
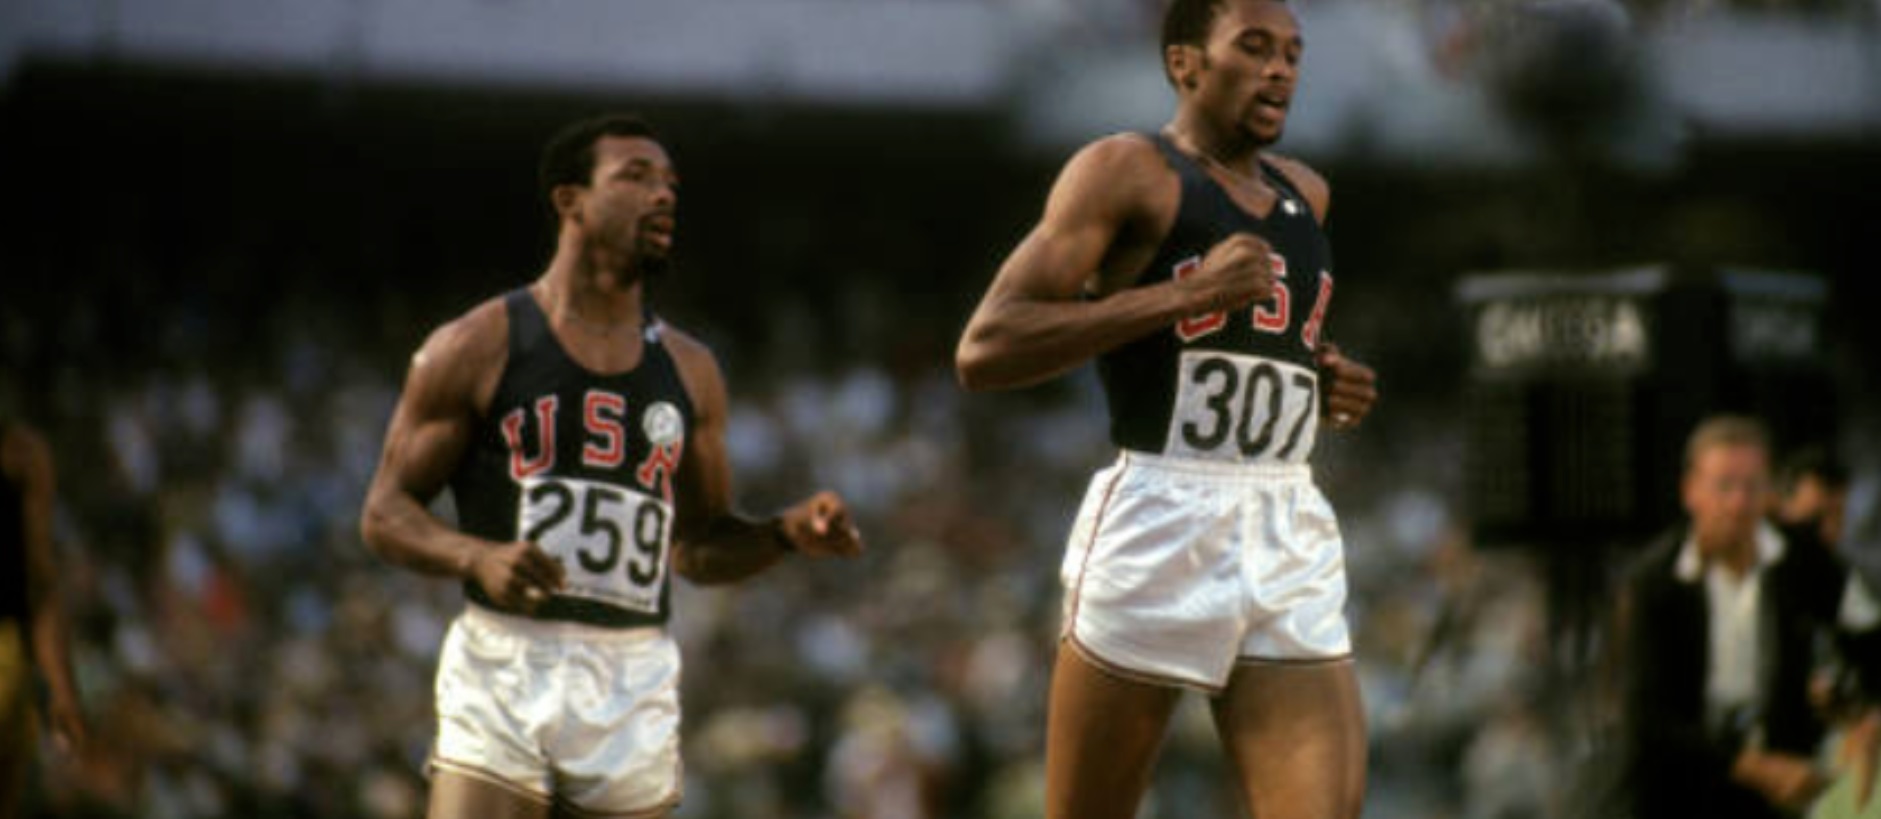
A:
[[1618, 415, 1875, 819]]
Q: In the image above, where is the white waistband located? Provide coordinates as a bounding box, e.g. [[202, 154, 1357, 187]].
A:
[[462, 601, 669, 645], [1117, 449, 1313, 482]]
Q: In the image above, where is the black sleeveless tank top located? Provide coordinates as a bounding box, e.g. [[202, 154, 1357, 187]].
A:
[[449, 289, 696, 628], [1096, 133, 1337, 465]]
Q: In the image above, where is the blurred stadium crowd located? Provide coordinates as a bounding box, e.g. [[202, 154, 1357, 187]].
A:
[[0, 116, 1629, 819], [0, 275, 1593, 819], [10, 159, 1870, 819], [5, 1, 1881, 816]]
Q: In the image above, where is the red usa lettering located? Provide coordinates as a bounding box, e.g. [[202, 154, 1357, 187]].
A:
[[503, 390, 649, 480], [582, 390, 628, 468], [1172, 256, 1227, 342], [1301, 271, 1333, 350], [1172, 252, 1305, 341], [1252, 252, 1289, 334], [636, 443, 682, 503], [502, 396, 559, 480]]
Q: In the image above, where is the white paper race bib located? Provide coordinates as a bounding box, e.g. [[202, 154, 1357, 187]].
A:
[[516, 475, 673, 613], [1164, 351, 1319, 464]]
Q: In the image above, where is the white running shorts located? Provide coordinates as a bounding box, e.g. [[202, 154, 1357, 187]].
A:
[[430, 604, 683, 817], [1060, 450, 1352, 692]]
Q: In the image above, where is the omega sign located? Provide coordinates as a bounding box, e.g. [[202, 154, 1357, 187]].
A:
[[1474, 295, 1650, 373]]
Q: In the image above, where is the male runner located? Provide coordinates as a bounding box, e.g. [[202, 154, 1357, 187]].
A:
[[956, 1, 1378, 816], [361, 113, 864, 819]]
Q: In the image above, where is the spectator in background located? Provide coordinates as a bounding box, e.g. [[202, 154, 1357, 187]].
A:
[[1805, 674, 1881, 819], [0, 417, 89, 819], [1771, 444, 1879, 689], [1774, 445, 1850, 549], [1769, 446, 1881, 819], [1616, 415, 1875, 819]]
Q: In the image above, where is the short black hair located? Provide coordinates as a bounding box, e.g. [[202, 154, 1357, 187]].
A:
[[1162, 0, 1228, 53], [537, 113, 659, 206], [1776, 444, 1850, 496], [1161, 0, 1227, 85]]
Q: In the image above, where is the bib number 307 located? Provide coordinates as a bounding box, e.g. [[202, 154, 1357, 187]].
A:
[[1166, 352, 1319, 464], [517, 475, 672, 613]]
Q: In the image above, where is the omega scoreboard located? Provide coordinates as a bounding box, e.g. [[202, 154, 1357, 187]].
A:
[[1457, 266, 1833, 547]]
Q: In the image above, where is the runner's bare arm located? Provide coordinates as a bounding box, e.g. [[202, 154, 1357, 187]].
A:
[[957, 135, 1275, 391], [360, 303, 565, 607], [666, 330, 863, 585], [9, 425, 86, 755]]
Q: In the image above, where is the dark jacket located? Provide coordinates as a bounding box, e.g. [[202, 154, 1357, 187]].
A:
[[1617, 522, 1847, 819]]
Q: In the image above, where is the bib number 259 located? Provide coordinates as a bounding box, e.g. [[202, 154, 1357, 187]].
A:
[[1167, 352, 1318, 463], [517, 475, 671, 613]]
